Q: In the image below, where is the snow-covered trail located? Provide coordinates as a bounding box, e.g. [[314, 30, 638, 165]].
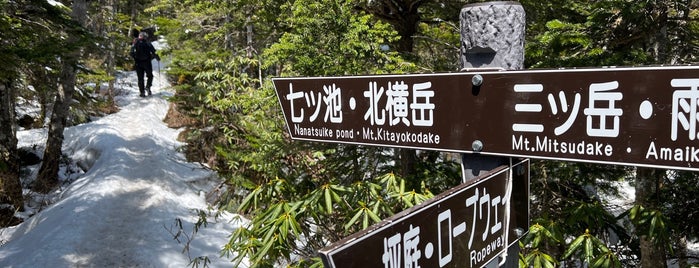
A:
[[0, 41, 243, 267]]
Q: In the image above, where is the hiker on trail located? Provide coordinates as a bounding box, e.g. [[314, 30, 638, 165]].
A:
[[130, 31, 160, 97]]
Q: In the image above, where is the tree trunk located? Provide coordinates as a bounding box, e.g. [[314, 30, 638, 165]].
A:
[[678, 235, 688, 268], [391, 12, 419, 54], [128, 0, 140, 38], [635, 167, 667, 268], [29, 64, 55, 128], [359, 0, 429, 183], [677, 0, 693, 63], [361, 0, 421, 55], [106, 0, 117, 102], [397, 148, 417, 181], [0, 81, 23, 211], [650, 0, 669, 63], [633, 2, 671, 267], [33, 0, 87, 193]]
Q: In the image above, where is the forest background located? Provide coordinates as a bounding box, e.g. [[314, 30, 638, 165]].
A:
[[0, 0, 698, 267]]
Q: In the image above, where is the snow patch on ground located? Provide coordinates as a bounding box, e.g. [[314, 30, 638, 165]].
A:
[[0, 40, 247, 267]]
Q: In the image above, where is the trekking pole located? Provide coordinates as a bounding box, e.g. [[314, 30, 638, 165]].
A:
[[157, 60, 161, 88]]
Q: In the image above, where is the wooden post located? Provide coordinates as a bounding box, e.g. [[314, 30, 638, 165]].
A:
[[460, 2, 525, 267]]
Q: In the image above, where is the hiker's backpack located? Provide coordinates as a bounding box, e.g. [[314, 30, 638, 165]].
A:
[[131, 40, 152, 61]]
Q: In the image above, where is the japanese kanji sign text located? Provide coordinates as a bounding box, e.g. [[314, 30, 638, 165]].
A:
[[318, 160, 529, 268], [273, 66, 699, 171]]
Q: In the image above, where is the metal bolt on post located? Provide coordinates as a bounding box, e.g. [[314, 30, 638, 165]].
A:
[[472, 140, 484, 152], [472, 74, 484, 86]]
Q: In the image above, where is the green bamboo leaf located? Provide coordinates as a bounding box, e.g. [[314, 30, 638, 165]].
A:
[[523, 224, 541, 246], [371, 199, 381, 215], [271, 201, 284, 216], [563, 233, 586, 259], [542, 225, 558, 242], [523, 250, 534, 264], [533, 255, 542, 268], [542, 253, 556, 268], [330, 188, 342, 203], [366, 207, 381, 223], [345, 209, 363, 230], [629, 205, 640, 219], [279, 200, 289, 212], [584, 234, 594, 263], [324, 186, 333, 213], [308, 258, 325, 268], [656, 214, 666, 230], [533, 253, 543, 268], [525, 249, 557, 268], [280, 215, 289, 240], [611, 253, 622, 268], [401, 193, 414, 207], [289, 201, 303, 214], [289, 214, 301, 236], [649, 212, 656, 231], [254, 237, 275, 264], [239, 185, 261, 211], [591, 253, 609, 268], [262, 223, 277, 244], [414, 192, 431, 204], [519, 252, 527, 268], [330, 184, 346, 193], [362, 210, 369, 229], [306, 188, 322, 205], [262, 202, 285, 222], [368, 182, 379, 196]]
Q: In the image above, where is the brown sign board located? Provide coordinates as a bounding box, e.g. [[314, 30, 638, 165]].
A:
[[319, 159, 529, 268], [273, 66, 699, 171]]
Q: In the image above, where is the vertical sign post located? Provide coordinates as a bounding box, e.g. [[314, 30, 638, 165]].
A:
[[460, 2, 526, 267]]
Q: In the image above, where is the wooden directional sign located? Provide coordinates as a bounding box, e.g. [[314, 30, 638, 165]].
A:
[[319, 159, 529, 268], [274, 66, 699, 171]]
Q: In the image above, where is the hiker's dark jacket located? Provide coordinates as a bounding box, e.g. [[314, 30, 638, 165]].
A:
[[131, 39, 158, 62]]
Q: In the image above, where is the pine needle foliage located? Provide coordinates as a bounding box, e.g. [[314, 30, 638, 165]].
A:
[[152, 0, 458, 266], [150, 0, 699, 267]]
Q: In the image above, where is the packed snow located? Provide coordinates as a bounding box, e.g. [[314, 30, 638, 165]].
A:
[[0, 41, 246, 267]]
